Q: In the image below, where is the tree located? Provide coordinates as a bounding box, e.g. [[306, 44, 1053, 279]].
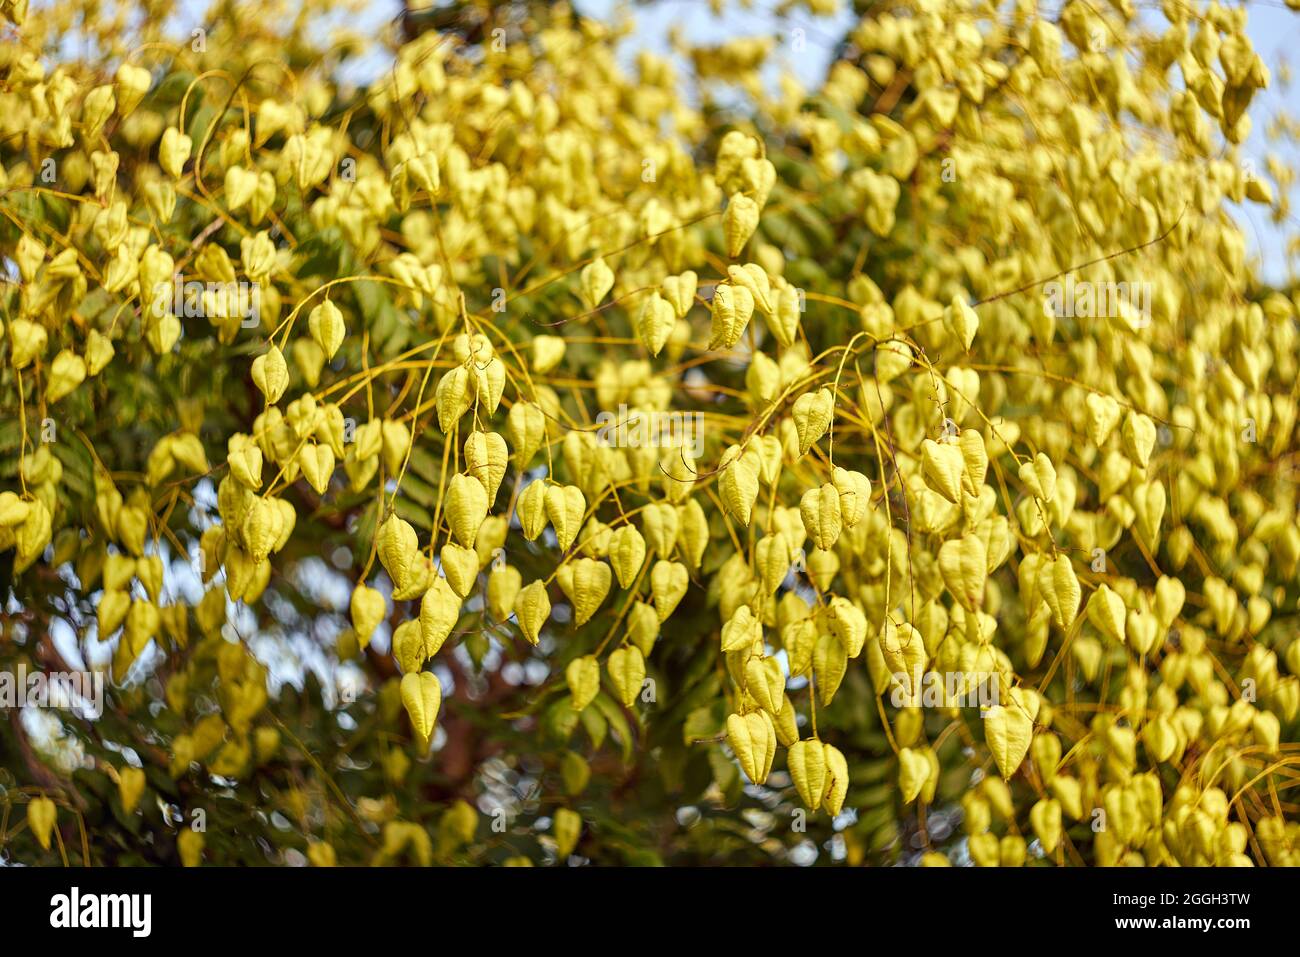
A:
[[1, 0, 1299, 867]]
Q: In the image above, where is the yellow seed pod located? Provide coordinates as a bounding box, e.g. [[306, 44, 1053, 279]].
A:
[[487, 563, 522, 621], [159, 126, 192, 179], [739, 156, 776, 206], [957, 429, 987, 493], [117, 766, 146, 814], [723, 194, 760, 258], [832, 467, 870, 527], [788, 738, 827, 809], [474, 358, 506, 415], [400, 670, 442, 741], [544, 484, 586, 552], [814, 633, 848, 704], [446, 473, 489, 548], [379, 419, 411, 477], [377, 514, 425, 600], [640, 502, 679, 558], [608, 524, 647, 588], [967, 831, 999, 867], [580, 256, 615, 308], [637, 291, 676, 356], [938, 534, 988, 612], [112, 500, 146, 557], [661, 270, 698, 318], [240, 231, 276, 282], [676, 500, 709, 569], [1031, 732, 1061, 784], [554, 807, 582, 859], [800, 483, 842, 551], [435, 366, 472, 432], [999, 834, 1027, 867], [826, 596, 866, 657], [1087, 583, 1128, 644], [135, 555, 163, 602], [82, 329, 114, 377], [708, 281, 755, 350], [1154, 575, 1185, 629], [744, 656, 784, 714], [126, 598, 161, 655], [1127, 606, 1159, 656], [98, 589, 131, 636], [440, 543, 479, 598], [307, 299, 345, 360], [531, 335, 566, 374], [716, 130, 761, 187], [1018, 452, 1057, 502], [783, 618, 816, 676], [451, 333, 494, 366], [27, 796, 56, 851], [305, 841, 336, 868], [45, 349, 86, 403], [1071, 634, 1103, 683], [791, 388, 834, 456], [251, 346, 289, 404], [566, 656, 601, 711], [721, 604, 762, 653], [759, 278, 800, 345], [752, 366, 787, 420], [822, 743, 849, 815], [881, 620, 928, 686], [1030, 798, 1063, 854], [350, 584, 386, 650], [419, 576, 460, 657], [228, 439, 263, 490], [607, 644, 646, 707], [223, 166, 257, 211], [516, 480, 548, 540], [1254, 711, 1281, 753], [984, 689, 1038, 778], [726, 710, 776, 784], [298, 443, 334, 495], [755, 532, 791, 593], [392, 620, 425, 674], [650, 560, 689, 621], [82, 84, 116, 141], [899, 747, 932, 804], [506, 401, 546, 468], [114, 62, 152, 116], [1038, 555, 1081, 630], [241, 497, 282, 564], [1122, 411, 1157, 469], [0, 492, 30, 527], [514, 580, 551, 645], [556, 557, 611, 626], [921, 438, 965, 503], [627, 601, 660, 656], [9, 318, 48, 369], [1132, 480, 1166, 548], [1050, 775, 1084, 822], [942, 294, 980, 351], [727, 263, 773, 315], [1086, 392, 1121, 446], [718, 445, 760, 525]]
